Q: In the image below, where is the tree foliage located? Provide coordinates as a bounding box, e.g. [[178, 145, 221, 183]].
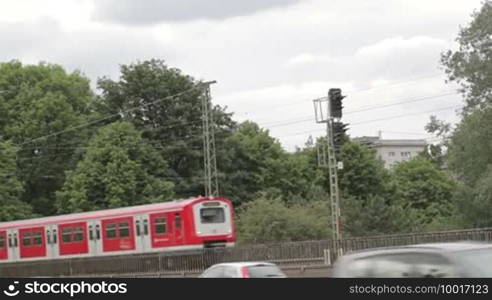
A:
[[0, 61, 95, 215], [96, 59, 236, 198], [236, 194, 330, 244], [441, 1, 492, 111], [338, 141, 390, 198], [392, 157, 456, 224], [56, 122, 174, 213], [0, 141, 35, 221]]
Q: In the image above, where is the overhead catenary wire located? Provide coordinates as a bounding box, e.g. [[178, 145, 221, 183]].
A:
[[16, 81, 214, 147], [277, 104, 462, 138]]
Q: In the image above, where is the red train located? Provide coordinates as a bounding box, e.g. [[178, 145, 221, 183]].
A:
[[0, 196, 235, 263]]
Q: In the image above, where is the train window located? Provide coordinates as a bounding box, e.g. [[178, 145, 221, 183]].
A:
[[33, 232, 42, 245], [89, 225, 94, 240], [8, 234, 13, 248], [136, 220, 141, 236], [96, 225, 101, 240], [175, 214, 182, 229], [143, 220, 148, 235], [119, 222, 130, 238], [74, 227, 84, 242], [23, 232, 32, 247], [106, 223, 117, 239], [47, 230, 52, 244], [155, 217, 167, 234], [0, 235, 5, 248], [53, 230, 57, 244], [200, 208, 225, 223], [62, 228, 72, 243]]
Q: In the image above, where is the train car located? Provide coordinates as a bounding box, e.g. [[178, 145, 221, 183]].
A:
[[0, 196, 235, 263]]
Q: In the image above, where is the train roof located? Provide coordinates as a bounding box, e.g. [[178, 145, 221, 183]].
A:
[[0, 196, 229, 230]]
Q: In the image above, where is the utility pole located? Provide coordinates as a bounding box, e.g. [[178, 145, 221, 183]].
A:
[[201, 81, 219, 197], [313, 89, 347, 244]]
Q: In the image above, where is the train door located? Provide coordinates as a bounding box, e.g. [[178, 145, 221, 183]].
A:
[[46, 225, 59, 259], [173, 212, 184, 245], [0, 230, 8, 261], [134, 215, 150, 253], [101, 216, 136, 253], [58, 222, 89, 257], [88, 220, 102, 256], [18, 227, 47, 259], [7, 229, 18, 261], [149, 212, 173, 249]]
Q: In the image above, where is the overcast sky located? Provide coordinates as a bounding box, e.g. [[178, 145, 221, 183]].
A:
[[0, 0, 484, 151]]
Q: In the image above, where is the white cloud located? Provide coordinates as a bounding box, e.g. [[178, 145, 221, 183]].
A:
[[284, 53, 336, 68], [0, 0, 484, 151]]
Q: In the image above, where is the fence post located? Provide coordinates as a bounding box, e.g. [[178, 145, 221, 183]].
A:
[[323, 249, 331, 265]]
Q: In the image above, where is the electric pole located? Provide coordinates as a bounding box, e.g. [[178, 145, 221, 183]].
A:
[[201, 81, 219, 197], [313, 88, 347, 245]]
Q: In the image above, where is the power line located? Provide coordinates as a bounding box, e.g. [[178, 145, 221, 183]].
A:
[[235, 73, 445, 115], [16, 82, 212, 147], [256, 91, 458, 129], [277, 105, 461, 138]]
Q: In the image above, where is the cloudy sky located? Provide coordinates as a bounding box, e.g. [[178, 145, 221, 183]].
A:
[[0, 0, 483, 150]]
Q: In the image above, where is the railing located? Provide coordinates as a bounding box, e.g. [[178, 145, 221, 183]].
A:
[[1, 227, 491, 277]]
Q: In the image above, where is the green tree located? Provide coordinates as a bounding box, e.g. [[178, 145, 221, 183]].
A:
[[453, 169, 492, 228], [0, 141, 35, 221], [338, 140, 390, 198], [392, 157, 456, 224], [342, 195, 421, 236], [447, 107, 492, 186], [56, 122, 174, 213], [220, 121, 285, 205], [441, 1, 492, 111], [236, 194, 330, 244], [96, 59, 236, 198], [0, 61, 96, 215]]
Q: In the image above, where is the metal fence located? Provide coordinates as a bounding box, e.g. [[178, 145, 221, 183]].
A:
[[1, 227, 491, 277]]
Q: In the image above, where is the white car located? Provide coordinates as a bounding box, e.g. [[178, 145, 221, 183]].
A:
[[199, 262, 287, 278]]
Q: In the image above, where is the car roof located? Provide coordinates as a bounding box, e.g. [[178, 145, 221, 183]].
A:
[[338, 242, 492, 260], [207, 262, 277, 268]]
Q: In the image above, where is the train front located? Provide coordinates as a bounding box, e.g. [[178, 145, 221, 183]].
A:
[[190, 198, 235, 248]]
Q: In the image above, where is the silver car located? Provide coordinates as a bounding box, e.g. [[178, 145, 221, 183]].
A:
[[332, 242, 492, 277], [199, 262, 287, 278]]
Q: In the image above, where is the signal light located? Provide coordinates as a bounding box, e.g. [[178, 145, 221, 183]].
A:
[[328, 88, 345, 118], [332, 122, 349, 156]]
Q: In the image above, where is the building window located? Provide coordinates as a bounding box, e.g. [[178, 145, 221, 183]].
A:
[[388, 152, 395, 157], [401, 151, 411, 157]]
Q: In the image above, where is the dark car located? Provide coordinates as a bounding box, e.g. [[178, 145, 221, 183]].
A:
[[332, 242, 492, 277]]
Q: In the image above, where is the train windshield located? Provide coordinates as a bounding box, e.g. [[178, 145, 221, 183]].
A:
[[200, 208, 225, 223]]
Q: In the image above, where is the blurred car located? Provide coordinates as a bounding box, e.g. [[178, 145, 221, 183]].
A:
[[332, 242, 492, 278], [199, 262, 287, 278]]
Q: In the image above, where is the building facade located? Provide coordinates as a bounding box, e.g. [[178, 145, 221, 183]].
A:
[[353, 136, 427, 169]]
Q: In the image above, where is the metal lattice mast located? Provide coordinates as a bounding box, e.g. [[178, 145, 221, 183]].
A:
[[201, 81, 219, 197], [326, 119, 341, 241], [313, 95, 342, 242]]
